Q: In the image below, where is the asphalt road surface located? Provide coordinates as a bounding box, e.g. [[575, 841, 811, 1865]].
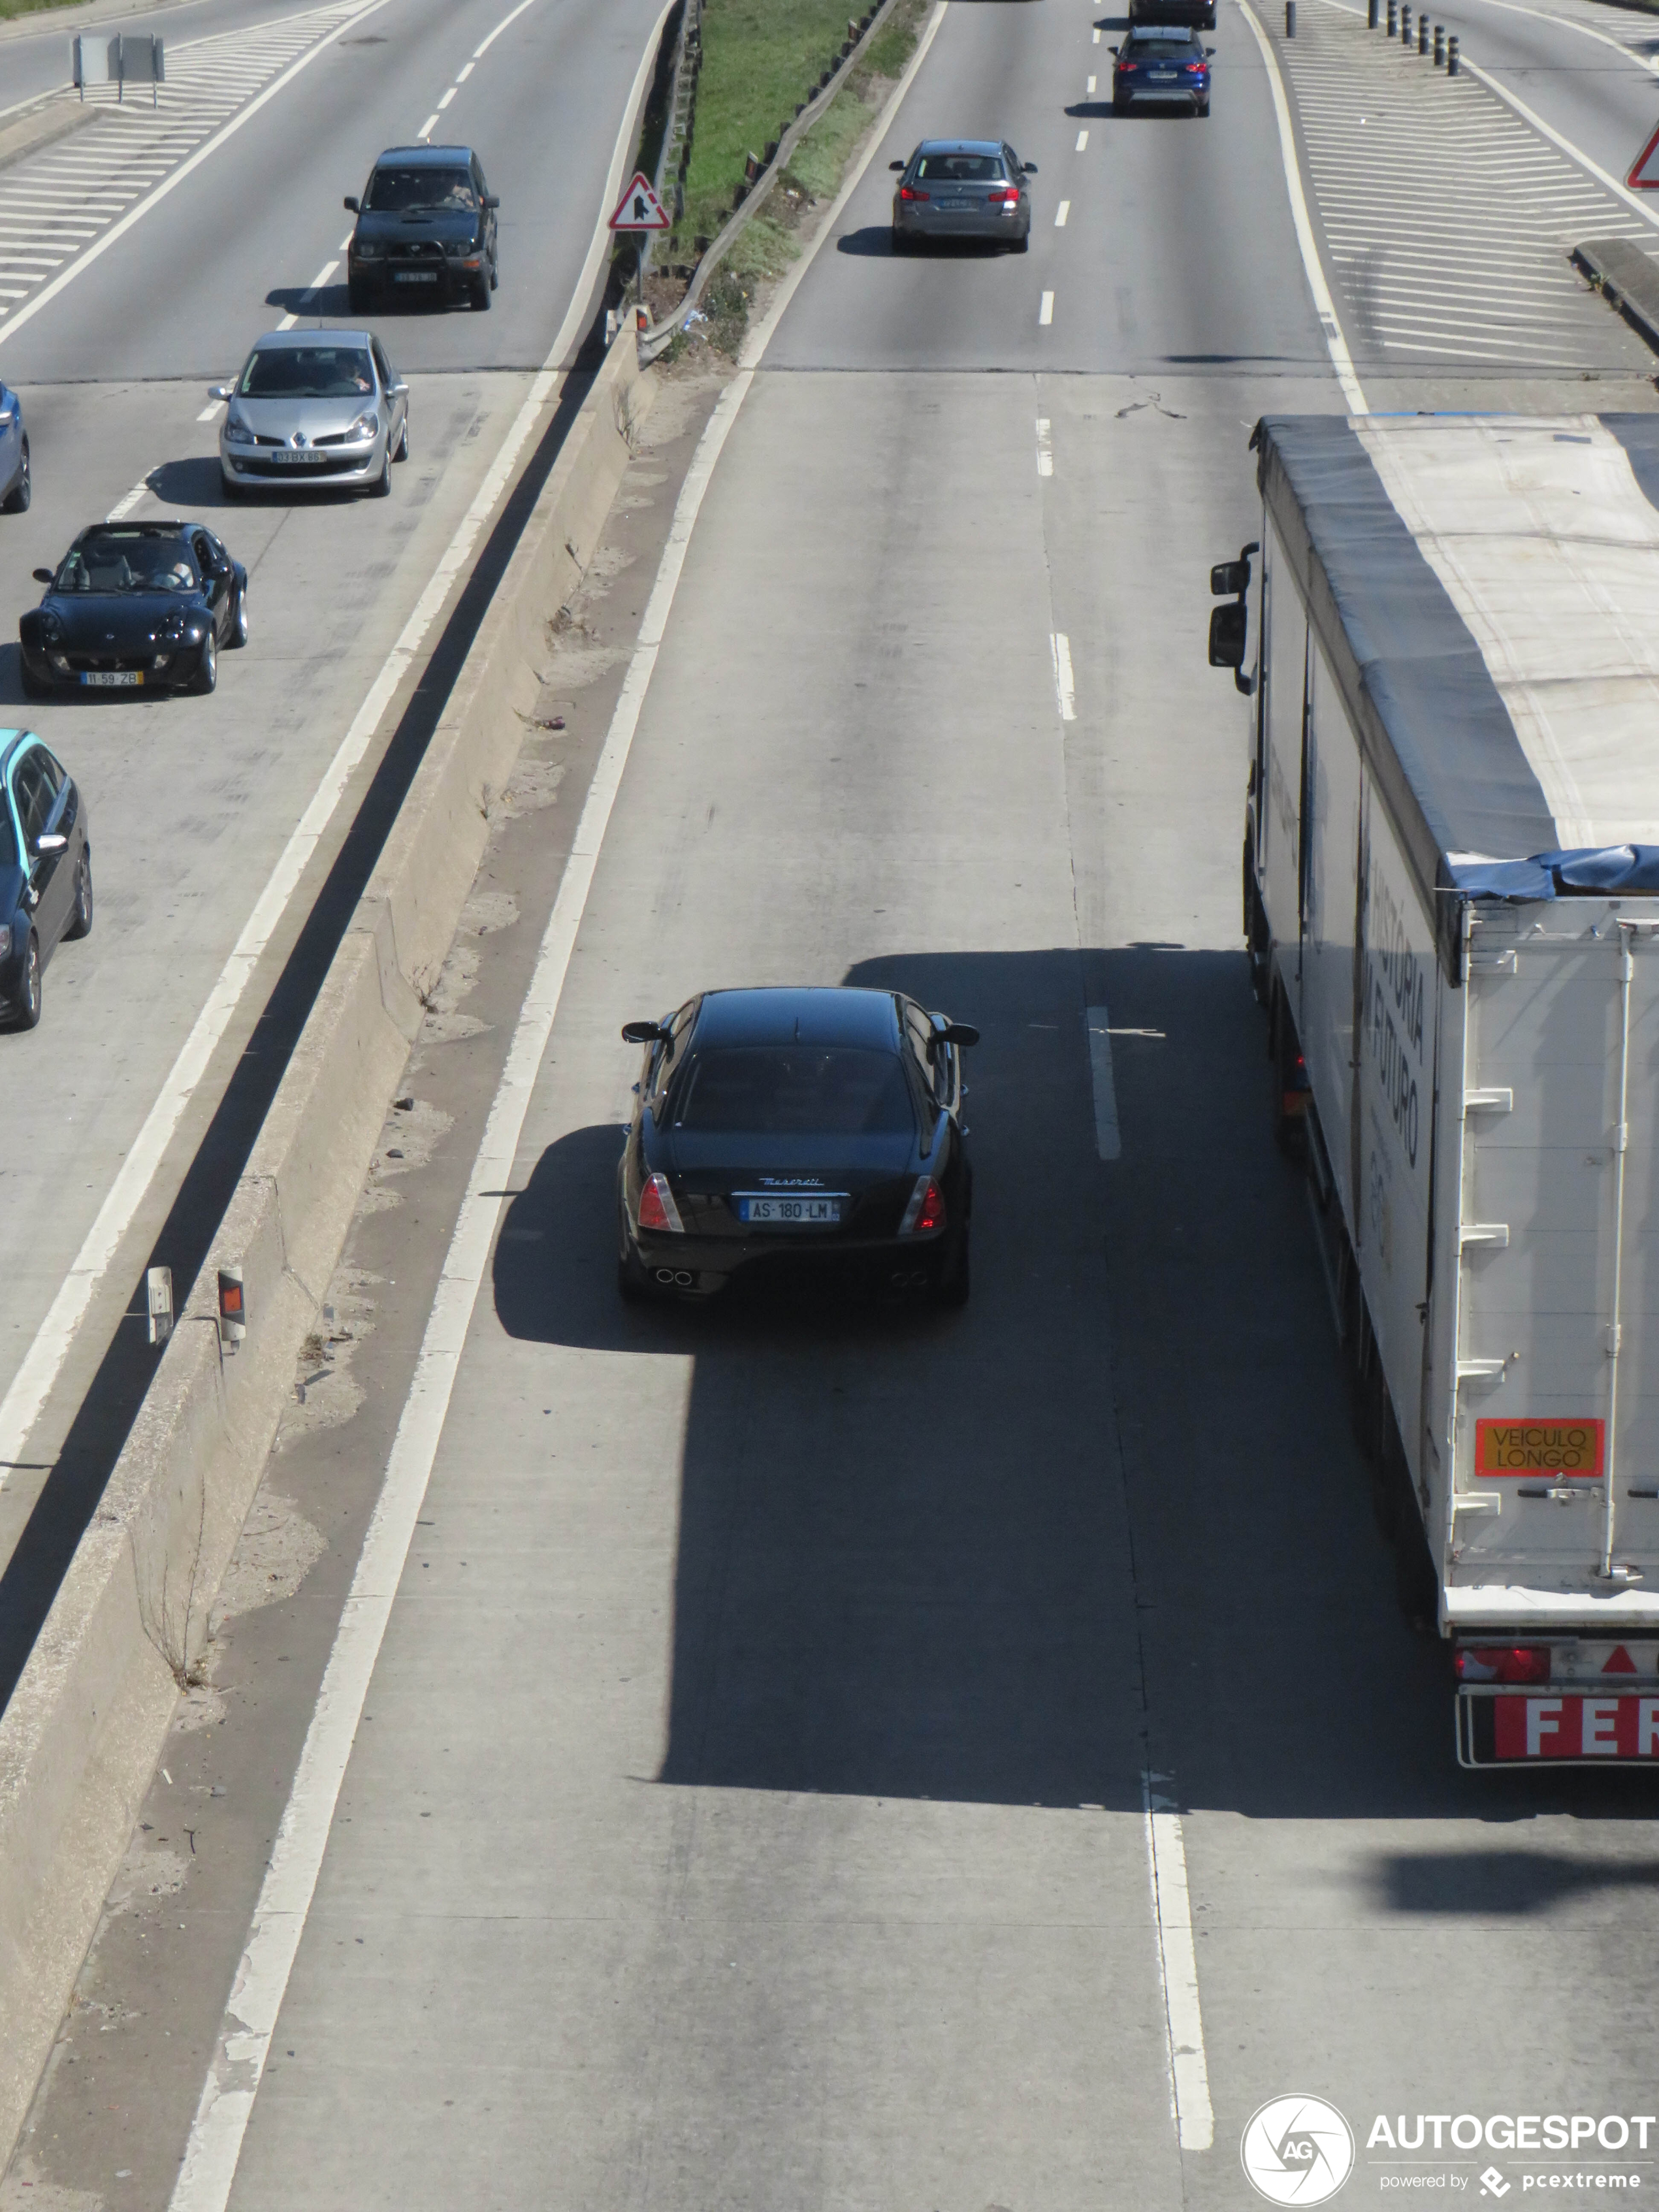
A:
[[10, 0, 1659, 2209], [0, 0, 667, 1616]]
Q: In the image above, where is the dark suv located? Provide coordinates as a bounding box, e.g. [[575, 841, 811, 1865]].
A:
[[346, 144, 500, 312]]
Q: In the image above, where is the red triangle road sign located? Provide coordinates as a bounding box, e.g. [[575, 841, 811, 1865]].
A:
[[1628, 121, 1659, 189], [1603, 1644, 1639, 1674], [608, 171, 671, 231]]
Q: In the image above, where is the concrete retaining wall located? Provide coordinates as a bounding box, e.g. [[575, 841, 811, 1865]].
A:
[[0, 331, 653, 2172]]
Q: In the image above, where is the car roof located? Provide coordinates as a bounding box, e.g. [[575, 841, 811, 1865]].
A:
[[72, 520, 195, 542], [244, 327, 375, 351], [692, 987, 902, 1050], [370, 143, 477, 167], [912, 138, 1007, 155]]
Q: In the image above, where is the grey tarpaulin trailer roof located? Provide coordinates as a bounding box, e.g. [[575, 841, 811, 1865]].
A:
[[1254, 414, 1659, 929]]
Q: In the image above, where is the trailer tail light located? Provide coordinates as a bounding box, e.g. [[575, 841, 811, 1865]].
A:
[[637, 1173, 684, 1234], [899, 1176, 946, 1234], [1456, 1645, 1552, 1684], [899, 185, 929, 201]]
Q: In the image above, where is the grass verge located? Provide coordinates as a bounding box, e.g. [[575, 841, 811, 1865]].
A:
[[0, 0, 84, 18]]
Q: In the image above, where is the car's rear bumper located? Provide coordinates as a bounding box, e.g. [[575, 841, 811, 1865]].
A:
[[1117, 84, 1207, 105], [628, 1221, 955, 1294], [894, 209, 1030, 242]]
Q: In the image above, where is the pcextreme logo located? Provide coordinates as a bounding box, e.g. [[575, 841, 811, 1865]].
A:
[[1242, 2096, 1358, 2204]]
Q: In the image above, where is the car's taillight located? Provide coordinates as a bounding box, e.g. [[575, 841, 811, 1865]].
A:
[[1455, 1646, 1552, 1685], [637, 1172, 684, 1234], [988, 186, 1019, 204], [1184, 59, 1206, 70], [1118, 59, 1140, 72], [900, 1175, 947, 1234], [899, 185, 929, 202]]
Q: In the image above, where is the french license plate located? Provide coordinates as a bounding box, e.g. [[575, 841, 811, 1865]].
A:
[[736, 1195, 843, 1225], [1477, 1694, 1659, 1761], [395, 270, 439, 283], [81, 669, 141, 687]]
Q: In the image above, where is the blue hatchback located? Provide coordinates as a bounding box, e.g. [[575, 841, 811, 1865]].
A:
[[0, 385, 29, 513], [1112, 25, 1213, 113]]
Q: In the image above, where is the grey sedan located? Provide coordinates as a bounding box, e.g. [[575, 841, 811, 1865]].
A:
[[212, 329, 410, 500], [890, 140, 1036, 253]]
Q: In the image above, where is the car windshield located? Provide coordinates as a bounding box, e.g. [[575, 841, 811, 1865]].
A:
[[238, 346, 375, 400], [914, 152, 1005, 182], [365, 165, 476, 212], [672, 1046, 916, 1136], [55, 532, 198, 594]]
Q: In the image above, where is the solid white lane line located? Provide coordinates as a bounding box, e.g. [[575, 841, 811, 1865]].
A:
[[165, 333, 757, 2212], [0, 0, 396, 361], [1039, 289, 1054, 325], [1055, 198, 1070, 226], [1037, 416, 1053, 476], [1234, 0, 1366, 409], [473, 0, 543, 59], [0, 0, 677, 1499], [1050, 630, 1076, 721], [1086, 1009, 1121, 1160], [1143, 1774, 1214, 2151], [1074, 127, 1089, 150], [106, 475, 152, 521], [417, 112, 440, 139]]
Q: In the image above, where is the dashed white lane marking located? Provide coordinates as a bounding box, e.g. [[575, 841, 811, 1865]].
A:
[[106, 474, 152, 521], [417, 111, 440, 138], [1086, 1008, 1121, 1159], [1055, 198, 1070, 225], [1039, 288, 1054, 324], [1087, 74, 1097, 93], [474, 0, 543, 57], [1037, 416, 1053, 475], [437, 87, 457, 110], [197, 400, 224, 422], [1050, 630, 1076, 721], [457, 59, 475, 80], [1093, 24, 1102, 38], [1074, 127, 1089, 150], [1144, 1772, 1214, 2151], [166, 272, 746, 2212], [276, 257, 338, 330]]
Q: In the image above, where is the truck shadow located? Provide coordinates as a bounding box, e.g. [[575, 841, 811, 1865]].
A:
[[492, 946, 1659, 1824]]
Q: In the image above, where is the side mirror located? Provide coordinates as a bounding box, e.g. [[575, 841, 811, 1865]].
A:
[[31, 568, 54, 585], [35, 833, 67, 856], [620, 1020, 668, 1044], [1208, 602, 1247, 669], [1109, 44, 1120, 54], [941, 1022, 980, 1048], [207, 383, 233, 403], [482, 193, 500, 210], [1023, 161, 1038, 174], [391, 379, 410, 397], [1210, 541, 1259, 596], [1206, 44, 1217, 52], [344, 195, 360, 213], [889, 159, 905, 171]]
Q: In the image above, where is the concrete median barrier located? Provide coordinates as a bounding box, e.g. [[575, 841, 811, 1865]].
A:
[[0, 330, 654, 2172]]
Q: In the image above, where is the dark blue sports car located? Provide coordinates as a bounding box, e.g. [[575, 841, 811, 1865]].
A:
[[617, 986, 978, 1305], [20, 520, 248, 700]]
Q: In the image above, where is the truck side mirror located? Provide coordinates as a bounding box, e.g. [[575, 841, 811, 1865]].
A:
[[1209, 602, 1247, 669], [1211, 558, 1248, 595]]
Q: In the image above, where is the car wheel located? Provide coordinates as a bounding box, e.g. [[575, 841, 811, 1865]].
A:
[[368, 447, 392, 498], [65, 848, 93, 940], [1113, 91, 1130, 112], [1014, 227, 1030, 253], [471, 275, 492, 312], [192, 629, 217, 696], [1, 437, 29, 515], [221, 473, 246, 503], [1196, 98, 1210, 115], [348, 277, 371, 314], [20, 659, 48, 701], [489, 254, 500, 292], [393, 413, 410, 463], [229, 584, 250, 648], [933, 1223, 971, 1309], [12, 933, 40, 1031]]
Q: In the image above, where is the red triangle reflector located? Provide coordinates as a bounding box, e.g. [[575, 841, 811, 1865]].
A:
[[1603, 1645, 1638, 1675]]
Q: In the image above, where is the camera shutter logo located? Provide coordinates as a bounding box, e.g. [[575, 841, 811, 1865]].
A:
[[1241, 2095, 1357, 2204]]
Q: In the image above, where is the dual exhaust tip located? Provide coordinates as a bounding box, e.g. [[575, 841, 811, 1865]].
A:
[[654, 1268, 696, 1288]]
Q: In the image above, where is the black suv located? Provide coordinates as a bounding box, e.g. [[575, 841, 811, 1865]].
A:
[[346, 144, 500, 313]]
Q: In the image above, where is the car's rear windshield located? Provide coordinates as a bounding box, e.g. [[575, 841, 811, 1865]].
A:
[[56, 531, 197, 593], [366, 165, 476, 212], [1129, 31, 1200, 49], [914, 153, 1005, 182], [239, 347, 374, 400], [672, 1046, 916, 1136]]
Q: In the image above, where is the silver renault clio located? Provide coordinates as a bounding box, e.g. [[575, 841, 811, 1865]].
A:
[[212, 328, 410, 500]]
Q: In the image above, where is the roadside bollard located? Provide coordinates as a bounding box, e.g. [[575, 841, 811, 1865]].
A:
[[1401, 5, 1411, 42], [1387, 0, 1397, 31], [1368, 0, 1379, 24], [1418, 14, 1428, 51], [1285, 0, 1296, 33], [1447, 31, 1459, 69], [1433, 21, 1444, 60]]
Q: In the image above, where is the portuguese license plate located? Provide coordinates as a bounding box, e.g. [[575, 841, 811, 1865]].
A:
[[395, 270, 439, 283], [1151, 68, 1178, 78], [736, 1195, 843, 1225], [81, 669, 141, 686]]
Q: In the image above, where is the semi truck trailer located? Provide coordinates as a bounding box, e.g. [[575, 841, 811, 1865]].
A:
[[1210, 413, 1659, 1767]]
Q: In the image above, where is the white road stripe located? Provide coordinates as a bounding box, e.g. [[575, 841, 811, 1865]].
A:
[[1074, 127, 1089, 150], [1093, 24, 1101, 38], [1086, 74, 1097, 93], [197, 400, 225, 421], [1143, 1773, 1214, 2152], [417, 112, 440, 139], [473, 0, 543, 58], [1050, 630, 1076, 721], [0, 0, 676, 1498], [1039, 289, 1054, 324], [276, 256, 338, 329], [106, 475, 152, 521], [457, 60, 475, 81], [1055, 198, 1070, 226], [437, 88, 456, 110], [1037, 416, 1053, 476], [1086, 1008, 1121, 1160]]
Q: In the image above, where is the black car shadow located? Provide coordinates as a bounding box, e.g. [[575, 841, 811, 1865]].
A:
[[837, 227, 1014, 258], [263, 281, 355, 320], [0, 641, 37, 709], [146, 457, 225, 509]]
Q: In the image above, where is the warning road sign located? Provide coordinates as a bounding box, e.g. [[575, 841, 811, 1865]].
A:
[[1629, 121, 1659, 189], [609, 172, 671, 231]]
